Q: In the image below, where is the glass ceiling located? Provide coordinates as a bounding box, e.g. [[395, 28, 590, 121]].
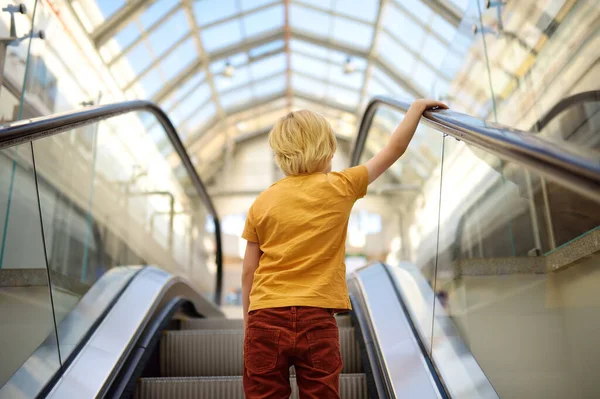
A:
[[76, 0, 471, 172]]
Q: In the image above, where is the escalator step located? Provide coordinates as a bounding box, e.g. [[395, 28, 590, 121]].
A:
[[180, 315, 352, 330], [135, 374, 367, 399], [160, 327, 361, 376]]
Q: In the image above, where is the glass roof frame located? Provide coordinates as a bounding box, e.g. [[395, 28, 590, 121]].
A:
[[78, 0, 468, 172]]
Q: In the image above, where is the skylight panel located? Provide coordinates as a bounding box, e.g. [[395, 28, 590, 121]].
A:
[[335, 0, 378, 23], [289, 4, 331, 36], [243, 4, 283, 37], [250, 53, 286, 79], [202, 20, 243, 52], [194, 0, 237, 26], [331, 17, 373, 49]]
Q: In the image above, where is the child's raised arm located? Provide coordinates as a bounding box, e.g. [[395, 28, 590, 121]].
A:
[[364, 99, 447, 184]]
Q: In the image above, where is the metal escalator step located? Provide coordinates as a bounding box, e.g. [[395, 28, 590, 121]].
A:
[[180, 315, 352, 330], [135, 374, 367, 399], [160, 327, 361, 376]]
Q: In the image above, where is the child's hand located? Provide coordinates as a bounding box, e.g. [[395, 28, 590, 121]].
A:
[[412, 99, 448, 113]]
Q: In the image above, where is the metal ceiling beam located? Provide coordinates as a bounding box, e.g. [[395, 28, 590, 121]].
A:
[[420, 0, 462, 27], [92, 0, 157, 47], [359, 0, 387, 109], [182, 0, 225, 126], [152, 28, 284, 103], [291, 29, 425, 98], [152, 27, 427, 107]]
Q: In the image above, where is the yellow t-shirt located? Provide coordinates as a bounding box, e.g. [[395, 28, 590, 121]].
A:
[[242, 165, 369, 312]]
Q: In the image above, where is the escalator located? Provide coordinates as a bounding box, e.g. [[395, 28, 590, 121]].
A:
[[0, 93, 598, 398]]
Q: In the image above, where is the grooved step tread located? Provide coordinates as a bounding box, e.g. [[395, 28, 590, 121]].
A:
[[135, 374, 367, 399], [160, 327, 361, 376], [180, 315, 352, 330]]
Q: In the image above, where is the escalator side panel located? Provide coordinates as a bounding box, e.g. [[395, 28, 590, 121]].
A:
[[352, 263, 442, 399], [46, 267, 222, 399]]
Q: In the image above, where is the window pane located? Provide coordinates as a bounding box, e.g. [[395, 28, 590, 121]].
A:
[[149, 10, 190, 56], [186, 103, 216, 133], [331, 17, 373, 49], [114, 22, 141, 50], [194, 0, 238, 25], [296, 0, 334, 10], [430, 15, 457, 40], [97, 0, 125, 18], [291, 53, 329, 79], [383, 4, 425, 52], [378, 33, 415, 77], [221, 88, 253, 110], [292, 74, 326, 98], [327, 85, 359, 108], [243, 5, 283, 37], [289, 4, 331, 36], [404, 0, 433, 23], [250, 53, 286, 80], [241, 0, 277, 11], [254, 75, 286, 98], [139, 69, 163, 97], [161, 39, 197, 82], [125, 43, 153, 75], [422, 36, 447, 71], [161, 72, 205, 111], [290, 39, 329, 59], [412, 62, 437, 94], [140, 0, 175, 29], [335, 0, 378, 22], [202, 20, 243, 52], [249, 40, 285, 58]]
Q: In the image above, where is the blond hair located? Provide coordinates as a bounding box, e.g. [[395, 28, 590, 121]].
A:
[[269, 110, 337, 176]]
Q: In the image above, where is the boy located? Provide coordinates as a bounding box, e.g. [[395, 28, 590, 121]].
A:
[[241, 99, 447, 398]]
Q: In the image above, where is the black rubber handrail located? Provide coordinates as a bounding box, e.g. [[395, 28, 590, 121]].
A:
[[0, 100, 223, 304], [351, 96, 600, 202], [532, 90, 600, 132]]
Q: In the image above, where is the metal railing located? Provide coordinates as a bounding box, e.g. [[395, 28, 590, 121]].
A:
[[0, 100, 223, 304], [351, 95, 600, 203]]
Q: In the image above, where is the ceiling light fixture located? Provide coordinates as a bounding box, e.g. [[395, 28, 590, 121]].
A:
[[343, 57, 356, 74], [223, 61, 235, 78]]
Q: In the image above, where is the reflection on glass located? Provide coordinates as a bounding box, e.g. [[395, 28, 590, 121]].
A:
[[0, 0, 40, 123], [356, 104, 445, 351], [475, 0, 600, 141], [0, 143, 60, 395], [30, 110, 217, 361], [434, 138, 600, 398]]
